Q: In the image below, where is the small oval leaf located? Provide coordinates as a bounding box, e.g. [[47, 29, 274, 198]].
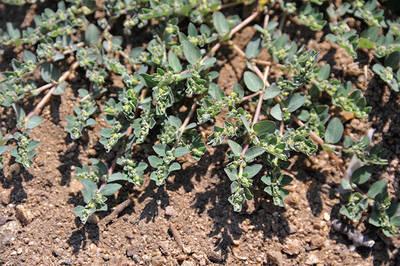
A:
[[325, 117, 344, 144], [182, 40, 201, 65], [244, 71, 263, 92], [213, 11, 230, 35]]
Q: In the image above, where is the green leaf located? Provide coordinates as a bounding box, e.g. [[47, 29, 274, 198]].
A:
[[23, 50, 36, 63], [341, 178, 352, 190], [188, 23, 198, 36], [270, 104, 282, 121], [369, 210, 381, 226], [264, 186, 272, 195], [27, 141, 40, 151], [287, 93, 306, 112], [153, 144, 167, 157], [245, 147, 265, 161], [261, 175, 271, 185], [99, 128, 112, 138], [41, 63, 60, 83], [368, 179, 387, 198], [53, 82, 66, 95], [26, 115, 42, 129], [74, 205, 85, 217], [360, 26, 379, 43], [387, 203, 400, 218], [85, 23, 100, 46], [325, 117, 344, 144], [6, 22, 20, 39], [100, 183, 122, 196], [253, 121, 275, 137], [182, 40, 201, 65], [245, 38, 261, 59], [108, 172, 127, 182], [264, 83, 280, 99], [169, 162, 181, 172], [243, 164, 262, 178], [372, 63, 385, 75], [213, 11, 230, 35], [385, 52, 400, 69], [0, 146, 9, 154], [174, 146, 190, 157], [317, 65, 330, 81], [241, 115, 251, 133], [136, 162, 148, 172], [12, 104, 25, 124], [168, 116, 182, 128], [244, 71, 264, 92], [391, 216, 400, 227], [81, 179, 97, 200], [224, 167, 237, 181], [168, 51, 182, 73], [233, 83, 244, 99], [351, 166, 372, 185], [92, 159, 108, 176], [228, 140, 242, 156], [244, 187, 253, 200], [148, 156, 163, 168], [208, 83, 225, 101], [358, 38, 375, 49]]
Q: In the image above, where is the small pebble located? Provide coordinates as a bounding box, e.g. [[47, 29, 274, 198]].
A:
[[207, 251, 224, 263], [102, 254, 110, 261], [165, 206, 177, 217], [0, 190, 11, 205], [323, 212, 330, 221], [87, 148, 96, 156], [1, 233, 15, 246], [232, 239, 240, 246], [15, 205, 33, 225]]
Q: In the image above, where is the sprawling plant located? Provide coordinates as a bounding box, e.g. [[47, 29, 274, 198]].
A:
[[1, 0, 399, 237]]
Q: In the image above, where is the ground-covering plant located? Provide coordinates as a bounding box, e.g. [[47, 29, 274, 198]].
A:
[[0, 0, 399, 238]]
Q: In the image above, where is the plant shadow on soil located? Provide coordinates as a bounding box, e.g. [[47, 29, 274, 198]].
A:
[[364, 77, 400, 266], [63, 144, 291, 260], [0, 165, 34, 205]]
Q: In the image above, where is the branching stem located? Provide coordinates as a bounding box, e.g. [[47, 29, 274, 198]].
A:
[[230, 11, 260, 38], [292, 115, 346, 174]]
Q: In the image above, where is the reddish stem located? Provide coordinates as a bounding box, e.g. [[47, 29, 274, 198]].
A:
[[292, 115, 345, 174], [108, 125, 133, 175], [230, 11, 260, 37], [241, 91, 263, 102]]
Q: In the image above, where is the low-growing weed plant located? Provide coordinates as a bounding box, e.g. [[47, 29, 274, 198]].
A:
[[1, 0, 399, 237]]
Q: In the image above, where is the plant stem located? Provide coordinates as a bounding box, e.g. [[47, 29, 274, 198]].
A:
[[33, 82, 57, 95], [278, 13, 287, 33], [253, 66, 269, 124], [180, 102, 197, 134], [62, 42, 84, 55], [230, 11, 260, 38], [6, 62, 79, 138], [250, 58, 271, 66], [230, 42, 246, 57], [219, 1, 243, 10], [241, 65, 270, 158], [292, 114, 346, 174], [241, 91, 263, 102], [229, 42, 271, 67], [108, 126, 133, 176], [26, 61, 80, 122]]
